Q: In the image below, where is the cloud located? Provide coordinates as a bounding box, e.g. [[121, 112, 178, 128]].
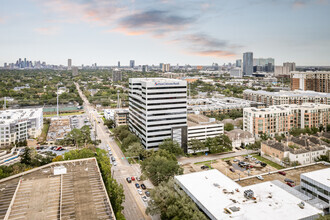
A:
[[35, 27, 60, 35], [117, 10, 194, 36], [189, 50, 236, 58]]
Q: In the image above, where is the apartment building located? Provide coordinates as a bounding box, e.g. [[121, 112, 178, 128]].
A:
[[243, 89, 330, 106], [114, 109, 128, 127], [0, 108, 43, 147], [261, 135, 329, 165], [244, 103, 330, 138], [187, 114, 223, 152], [291, 71, 330, 93], [128, 78, 187, 150]]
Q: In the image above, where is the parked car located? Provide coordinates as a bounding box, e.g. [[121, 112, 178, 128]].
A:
[[113, 162, 117, 166], [135, 183, 140, 188], [235, 147, 240, 150], [233, 159, 239, 162], [284, 178, 294, 183], [131, 176, 136, 181], [141, 196, 148, 202], [126, 177, 132, 183], [111, 156, 115, 162], [137, 189, 143, 195], [201, 165, 209, 169], [256, 175, 264, 180], [141, 184, 146, 190], [145, 191, 150, 197], [287, 182, 295, 187], [56, 147, 62, 151], [260, 162, 267, 167], [255, 161, 260, 164], [278, 171, 286, 176], [229, 168, 235, 172], [136, 177, 141, 181]]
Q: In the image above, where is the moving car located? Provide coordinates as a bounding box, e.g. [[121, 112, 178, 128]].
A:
[[256, 175, 264, 180], [135, 183, 140, 188], [141, 184, 146, 190], [126, 177, 132, 183], [145, 191, 150, 197], [141, 196, 148, 202]]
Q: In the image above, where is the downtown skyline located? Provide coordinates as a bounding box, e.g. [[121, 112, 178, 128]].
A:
[[0, 0, 330, 66]]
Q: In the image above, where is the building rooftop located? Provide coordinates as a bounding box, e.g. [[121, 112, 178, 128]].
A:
[[245, 103, 330, 113], [187, 114, 220, 127], [0, 158, 115, 220], [301, 168, 330, 187], [130, 78, 185, 83], [226, 129, 253, 140], [244, 89, 330, 98], [175, 169, 322, 220], [0, 108, 43, 124]]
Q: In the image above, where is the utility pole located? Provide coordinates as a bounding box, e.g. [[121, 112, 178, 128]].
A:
[[57, 86, 59, 118]]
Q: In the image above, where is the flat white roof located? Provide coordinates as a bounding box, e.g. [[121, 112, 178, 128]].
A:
[[175, 169, 322, 220], [301, 168, 330, 187], [0, 108, 43, 124]]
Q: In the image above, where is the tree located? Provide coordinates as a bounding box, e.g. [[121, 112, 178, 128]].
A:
[[189, 139, 205, 154], [146, 178, 207, 220], [205, 135, 232, 154], [20, 147, 32, 165], [121, 134, 139, 150], [126, 142, 144, 158], [141, 149, 183, 185], [224, 123, 234, 131], [104, 119, 114, 128], [158, 139, 184, 156]]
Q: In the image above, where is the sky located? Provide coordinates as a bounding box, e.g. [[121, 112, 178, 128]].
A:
[[0, 0, 329, 66]]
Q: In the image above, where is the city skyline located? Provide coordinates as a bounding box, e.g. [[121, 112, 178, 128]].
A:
[[0, 0, 330, 66]]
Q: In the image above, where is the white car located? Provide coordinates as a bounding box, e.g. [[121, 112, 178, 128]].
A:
[[137, 189, 143, 195], [141, 196, 148, 202], [256, 175, 264, 180], [113, 162, 117, 166]]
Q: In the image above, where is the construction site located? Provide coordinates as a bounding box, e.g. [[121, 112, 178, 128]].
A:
[[0, 158, 115, 220]]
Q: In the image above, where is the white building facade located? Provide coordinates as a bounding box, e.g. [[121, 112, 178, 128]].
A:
[[128, 78, 187, 150], [0, 108, 43, 147]]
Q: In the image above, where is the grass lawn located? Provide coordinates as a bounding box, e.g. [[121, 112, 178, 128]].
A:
[[38, 121, 50, 142], [43, 111, 84, 117], [252, 154, 284, 170], [194, 160, 217, 165], [221, 156, 235, 161]]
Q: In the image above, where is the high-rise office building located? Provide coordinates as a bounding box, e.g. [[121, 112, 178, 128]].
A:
[[160, 63, 164, 70], [243, 52, 253, 76], [253, 58, 274, 72], [283, 62, 296, 72], [291, 71, 330, 93], [236, 59, 242, 68], [68, 59, 72, 70], [128, 78, 188, 151], [130, 60, 135, 68], [118, 61, 120, 68], [142, 65, 148, 72], [162, 64, 170, 72]]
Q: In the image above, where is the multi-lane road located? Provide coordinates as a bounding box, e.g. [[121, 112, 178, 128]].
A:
[[75, 83, 151, 220]]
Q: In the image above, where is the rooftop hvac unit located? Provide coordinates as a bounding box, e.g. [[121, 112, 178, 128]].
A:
[[244, 189, 254, 199]]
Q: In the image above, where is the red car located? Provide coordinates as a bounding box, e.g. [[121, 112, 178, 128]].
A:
[[287, 182, 295, 187], [131, 177, 135, 181], [56, 147, 62, 151], [278, 171, 286, 176]]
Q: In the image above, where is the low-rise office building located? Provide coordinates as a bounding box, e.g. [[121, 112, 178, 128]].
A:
[[187, 114, 223, 152], [104, 108, 129, 127], [243, 89, 330, 106], [244, 103, 330, 138], [301, 168, 330, 213], [0, 108, 43, 147]]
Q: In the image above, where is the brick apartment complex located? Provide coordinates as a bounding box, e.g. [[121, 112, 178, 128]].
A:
[[243, 103, 330, 138], [243, 89, 330, 106], [291, 71, 330, 93]]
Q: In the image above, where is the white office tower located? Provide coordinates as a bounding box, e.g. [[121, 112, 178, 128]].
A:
[[129, 78, 188, 151]]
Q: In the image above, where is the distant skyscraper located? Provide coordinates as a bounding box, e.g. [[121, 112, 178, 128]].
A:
[[130, 60, 135, 68], [253, 58, 275, 72], [236, 59, 242, 68], [162, 64, 170, 72], [68, 59, 72, 70], [160, 63, 164, 70], [283, 62, 296, 72], [243, 52, 253, 76], [118, 61, 120, 68]]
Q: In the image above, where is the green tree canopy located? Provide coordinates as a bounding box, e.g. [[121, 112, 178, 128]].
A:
[[224, 123, 234, 131], [158, 139, 184, 156], [205, 135, 232, 154]]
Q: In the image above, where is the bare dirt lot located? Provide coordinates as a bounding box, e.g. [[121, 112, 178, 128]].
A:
[[237, 163, 329, 187], [183, 155, 278, 179]]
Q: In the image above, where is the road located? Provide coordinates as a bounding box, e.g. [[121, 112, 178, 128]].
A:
[[75, 83, 151, 220], [178, 150, 259, 165]]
